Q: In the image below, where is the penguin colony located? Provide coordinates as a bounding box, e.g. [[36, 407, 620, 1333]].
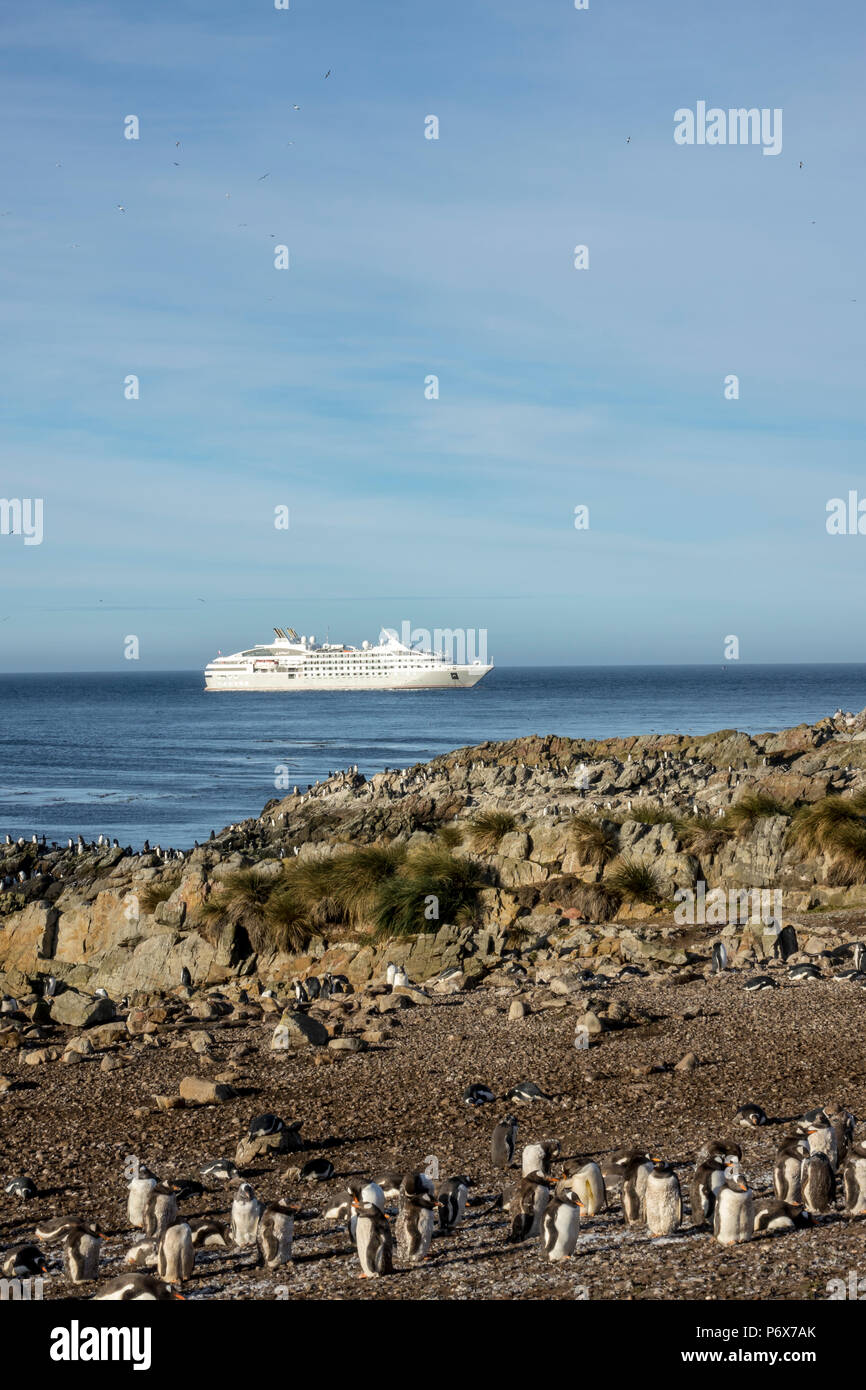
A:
[[4, 1092, 866, 1297]]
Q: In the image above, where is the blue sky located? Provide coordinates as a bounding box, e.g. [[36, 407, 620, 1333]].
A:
[[0, 0, 863, 670]]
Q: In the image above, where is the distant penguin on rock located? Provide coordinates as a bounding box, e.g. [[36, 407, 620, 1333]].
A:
[[711, 942, 728, 973], [491, 1116, 518, 1168]]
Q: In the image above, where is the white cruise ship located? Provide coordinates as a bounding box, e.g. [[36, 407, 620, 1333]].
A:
[[204, 627, 493, 691]]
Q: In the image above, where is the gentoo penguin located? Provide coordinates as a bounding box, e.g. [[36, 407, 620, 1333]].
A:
[[806, 1117, 838, 1170], [257, 1202, 298, 1268], [854, 942, 866, 974], [391, 966, 409, 991], [292, 979, 309, 1004], [541, 1181, 582, 1262], [63, 1223, 102, 1283], [521, 1138, 560, 1178], [157, 1222, 194, 1283], [692, 1150, 745, 1228], [92, 1274, 184, 1301], [491, 1116, 518, 1168], [4, 1175, 37, 1201], [298, 1158, 334, 1182], [463, 1083, 495, 1107], [710, 942, 728, 973], [231, 1182, 263, 1247], [563, 1159, 606, 1216], [372, 1172, 403, 1203], [1, 1245, 47, 1277], [436, 1176, 470, 1231], [645, 1161, 682, 1237], [601, 1146, 646, 1190], [735, 1103, 767, 1127], [507, 1173, 553, 1243], [143, 1183, 178, 1240], [827, 1104, 856, 1166], [396, 1173, 436, 1264], [249, 1112, 285, 1140], [35, 1215, 97, 1244], [189, 1218, 233, 1250], [789, 963, 821, 982], [743, 976, 776, 992], [622, 1153, 654, 1227], [842, 1139, 866, 1215], [753, 1199, 811, 1233], [774, 924, 798, 961], [802, 1152, 835, 1215], [713, 1177, 754, 1245], [125, 1241, 156, 1268], [505, 1081, 550, 1104], [354, 1199, 393, 1277], [127, 1162, 158, 1229], [773, 1137, 808, 1203], [200, 1159, 239, 1186]]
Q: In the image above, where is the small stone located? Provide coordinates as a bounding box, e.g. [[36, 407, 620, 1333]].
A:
[[179, 1075, 234, 1105], [675, 1051, 698, 1072]]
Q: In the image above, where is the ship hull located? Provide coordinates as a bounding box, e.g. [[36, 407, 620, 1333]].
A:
[[204, 664, 492, 692]]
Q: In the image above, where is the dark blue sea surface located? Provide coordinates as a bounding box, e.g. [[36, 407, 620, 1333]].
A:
[[1, 666, 864, 849]]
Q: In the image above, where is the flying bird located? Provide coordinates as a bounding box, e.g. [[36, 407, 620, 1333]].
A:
[[258, 173, 270, 180], [293, 104, 300, 110], [116, 204, 125, 213], [324, 70, 331, 78]]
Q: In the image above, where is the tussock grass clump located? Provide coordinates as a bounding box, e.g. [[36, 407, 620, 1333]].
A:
[[626, 802, 674, 826], [674, 814, 732, 858], [290, 844, 407, 926], [789, 793, 866, 885], [723, 792, 792, 838], [437, 824, 464, 850], [138, 873, 182, 914], [568, 814, 620, 868], [468, 810, 517, 853], [605, 856, 662, 904], [261, 887, 311, 953], [373, 846, 484, 939]]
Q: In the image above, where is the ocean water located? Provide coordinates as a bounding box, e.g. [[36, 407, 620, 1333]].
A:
[[1, 665, 864, 850]]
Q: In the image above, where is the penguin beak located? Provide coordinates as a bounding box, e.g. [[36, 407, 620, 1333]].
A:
[[173, 1292, 186, 1300]]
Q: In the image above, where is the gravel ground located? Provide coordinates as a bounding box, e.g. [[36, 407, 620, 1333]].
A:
[[3, 940, 866, 1302]]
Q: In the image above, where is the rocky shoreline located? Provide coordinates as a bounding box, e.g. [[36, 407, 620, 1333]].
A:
[[4, 707, 866, 1300]]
